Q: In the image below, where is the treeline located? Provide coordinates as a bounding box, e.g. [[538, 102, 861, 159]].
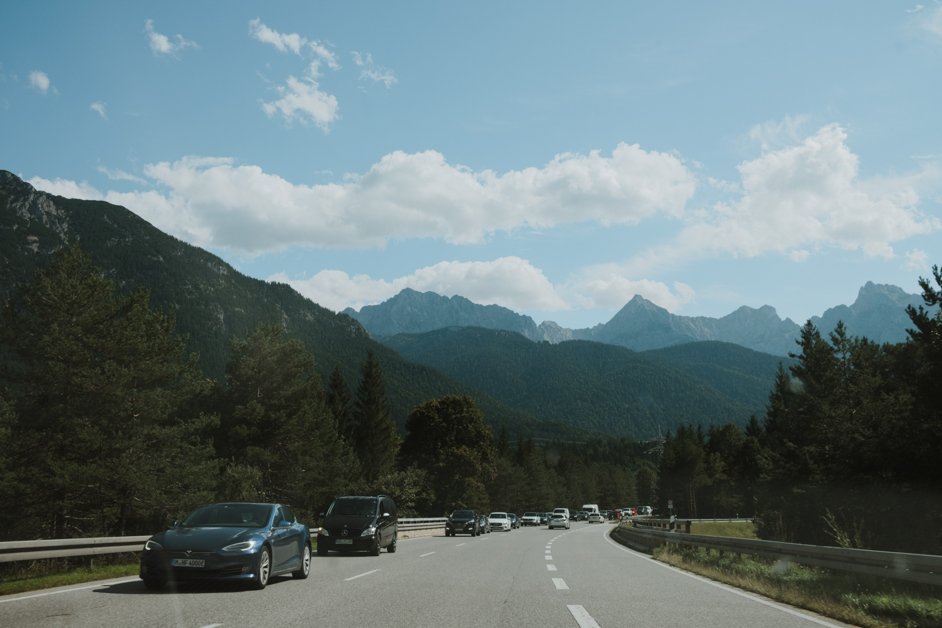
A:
[[0, 247, 649, 540], [658, 266, 942, 554]]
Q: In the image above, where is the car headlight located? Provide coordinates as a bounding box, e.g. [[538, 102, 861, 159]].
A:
[[144, 539, 162, 551], [318, 528, 330, 537], [222, 539, 259, 552], [360, 526, 377, 537]]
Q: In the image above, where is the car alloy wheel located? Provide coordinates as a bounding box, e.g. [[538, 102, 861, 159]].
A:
[[293, 544, 311, 579], [253, 547, 271, 589]]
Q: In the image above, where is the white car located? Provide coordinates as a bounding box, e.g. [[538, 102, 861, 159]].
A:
[[548, 513, 570, 530], [587, 511, 604, 523], [521, 512, 541, 526], [488, 512, 512, 532]]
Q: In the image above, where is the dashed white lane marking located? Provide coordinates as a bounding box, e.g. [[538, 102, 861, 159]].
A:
[[547, 564, 557, 571], [456, 542, 467, 547], [420, 552, 435, 558], [553, 577, 569, 590], [545, 549, 552, 554], [567, 604, 601, 628], [544, 555, 552, 560], [344, 569, 380, 581]]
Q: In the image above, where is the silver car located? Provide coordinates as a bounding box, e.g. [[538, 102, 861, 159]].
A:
[[548, 513, 570, 530]]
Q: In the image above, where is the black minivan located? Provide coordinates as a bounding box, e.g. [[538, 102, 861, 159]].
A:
[[317, 495, 398, 556]]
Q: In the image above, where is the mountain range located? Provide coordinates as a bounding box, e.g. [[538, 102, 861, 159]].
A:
[[346, 282, 926, 356], [2, 169, 922, 440]]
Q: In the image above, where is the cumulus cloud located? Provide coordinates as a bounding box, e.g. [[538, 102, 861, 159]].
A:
[[145, 19, 198, 57], [29, 71, 51, 94], [621, 124, 940, 275], [249, 18, 307, 56], [270, 257, 566, 313], [28, 176, 102, 200], [82, 144, 693, 253], [90, 101, 107, 119], [352, 51, 397, 88]]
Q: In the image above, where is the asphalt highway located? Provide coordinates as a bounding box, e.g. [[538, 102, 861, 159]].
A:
[[0, 522, 848, 627]]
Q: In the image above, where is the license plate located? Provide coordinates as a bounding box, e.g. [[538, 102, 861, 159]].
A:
[[335, 539, 353, 545], [171, 558, 205, 568]]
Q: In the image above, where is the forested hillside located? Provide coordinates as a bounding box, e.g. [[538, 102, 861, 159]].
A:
[[383, 327, 787, 438]]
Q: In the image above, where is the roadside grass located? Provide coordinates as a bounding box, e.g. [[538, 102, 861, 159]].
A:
[[689, 520, 758, 539], [654, 543, 942, 628], [0, 557, 140, 596]]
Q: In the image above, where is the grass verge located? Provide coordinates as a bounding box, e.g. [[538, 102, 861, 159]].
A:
[[0, 559, 139, 596], [654, 544, 942, 627]]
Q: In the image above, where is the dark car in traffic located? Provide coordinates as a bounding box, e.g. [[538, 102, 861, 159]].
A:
[[139, 502, 311, 591], [317, 495, 398, 556], [478, 513, 490, 533], [445, 509, 480, 536]]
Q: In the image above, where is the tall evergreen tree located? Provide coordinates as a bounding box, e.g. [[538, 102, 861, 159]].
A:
[[219, 323, 359, 517], [326, 365, 355, 445], [0, 246, 217, 538], [353, 351, 399, 484]]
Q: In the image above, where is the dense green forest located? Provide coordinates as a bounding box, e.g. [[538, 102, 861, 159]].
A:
[[2, 247, 940, 556], [384, 328, 788, 438]]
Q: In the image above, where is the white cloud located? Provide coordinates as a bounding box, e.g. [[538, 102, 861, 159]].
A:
[[94, 144, 693, 253], [568, 267, 696, 311], [270, 256, 566, 313], [249, 18, 306, 56], [261, 73, 339, 129], [352, 51, 397, 88], [90, 101, 107, 119], [145, 19, 197, 57], [28, 176, 102, 200], [29, 71, 51, 94], [97, 166, 146, 185], [621, 124, 940, 274]]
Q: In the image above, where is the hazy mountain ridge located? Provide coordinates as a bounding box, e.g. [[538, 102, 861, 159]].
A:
[[346, 281, 926, 356]]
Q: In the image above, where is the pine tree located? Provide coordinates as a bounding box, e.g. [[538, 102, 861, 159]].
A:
[[326, 366, 354, 444], [0, 246, 217, 538], [219, 323, 359, 517], [352, 351, 399, 484]]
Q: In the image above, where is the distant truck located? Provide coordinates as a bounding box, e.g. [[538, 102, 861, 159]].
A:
[[582, 504, 600, 516]]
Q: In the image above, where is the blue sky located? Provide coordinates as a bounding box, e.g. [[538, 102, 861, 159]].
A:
[[2, 1, 941, 329]]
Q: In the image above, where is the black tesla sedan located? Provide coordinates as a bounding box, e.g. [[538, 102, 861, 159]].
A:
[[139, 502, 311, 590]]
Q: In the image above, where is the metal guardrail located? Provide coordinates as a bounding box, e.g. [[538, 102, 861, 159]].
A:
[[611, 522, 942, 586], [0, 518, 447, 565]]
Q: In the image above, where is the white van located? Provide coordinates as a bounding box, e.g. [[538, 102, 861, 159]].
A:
[[552, 507, 570, 520], [582, 504, 600, 515]]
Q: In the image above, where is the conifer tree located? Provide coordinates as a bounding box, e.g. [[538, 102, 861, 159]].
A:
[[326, 365, 354, 444], [0, 246, 217, 538], [352, 351, 399, 484]]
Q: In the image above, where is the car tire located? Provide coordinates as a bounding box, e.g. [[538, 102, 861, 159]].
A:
[[293, 544, 311, 579], [387, 535, 397, 553], [371, 533, 381, 556], [253, 547, 271, 590], [142, 576, 165, 591]]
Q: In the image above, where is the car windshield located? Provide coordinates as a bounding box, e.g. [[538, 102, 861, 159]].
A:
[[451, 510, 474, 518], [490, 513, 506, 518], [181, 504, 271, 528], [328, 497, 377, 516]]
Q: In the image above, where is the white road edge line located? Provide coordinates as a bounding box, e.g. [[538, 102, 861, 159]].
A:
[[553, 577, 569, 590], [0, 578, 139, 604], [420, 551, 435, 558], [602, 529, 844, 627], [567, 604, 601, 628], [344, 569, 380, 581]]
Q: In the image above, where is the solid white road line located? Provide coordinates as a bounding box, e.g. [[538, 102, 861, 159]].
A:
[[344, 569, 380, 581], [567, 604, 602, 628]]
